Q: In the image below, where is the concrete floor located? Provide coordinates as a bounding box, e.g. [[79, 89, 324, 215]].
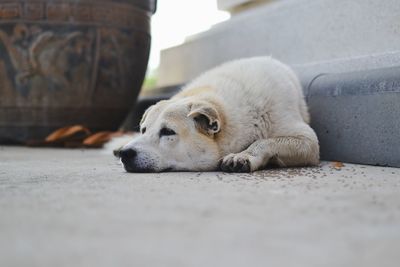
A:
[[1, 146, 399, 267]]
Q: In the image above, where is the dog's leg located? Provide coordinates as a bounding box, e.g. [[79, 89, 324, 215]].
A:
[[220, 124, 319, 172]]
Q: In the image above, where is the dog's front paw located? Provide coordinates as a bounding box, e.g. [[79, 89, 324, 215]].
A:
[[220, 153, 252, 172]]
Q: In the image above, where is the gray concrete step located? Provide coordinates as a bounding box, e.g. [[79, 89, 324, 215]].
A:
[[157, 0, 400, 86]]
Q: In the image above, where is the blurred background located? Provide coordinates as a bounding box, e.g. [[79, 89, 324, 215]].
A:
[[0, 0, 229, 145], [147, 0, 229, 73]]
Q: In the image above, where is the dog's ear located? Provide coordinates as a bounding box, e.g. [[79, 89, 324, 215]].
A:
[[188, 101, 221, 136]]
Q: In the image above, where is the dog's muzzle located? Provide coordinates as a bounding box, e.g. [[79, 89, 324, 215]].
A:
[[119, 148, 139, 172], [118, 148, 154, 173]]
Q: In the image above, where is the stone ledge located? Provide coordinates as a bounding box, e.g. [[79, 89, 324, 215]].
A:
[[304, 66, 400, 167]]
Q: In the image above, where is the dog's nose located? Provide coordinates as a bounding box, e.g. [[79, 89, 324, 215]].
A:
[[119, 148, 137, 165]]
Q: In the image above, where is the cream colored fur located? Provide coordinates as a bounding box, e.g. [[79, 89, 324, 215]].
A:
[[118, 57, 319, 172]]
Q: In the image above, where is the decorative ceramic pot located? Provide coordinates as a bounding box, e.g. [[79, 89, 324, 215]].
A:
[[0, 0, 156, 143]]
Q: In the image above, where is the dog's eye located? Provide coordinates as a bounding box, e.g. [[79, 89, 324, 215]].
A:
[[141, 127, 146, 134], [159, 127, 176, 137]]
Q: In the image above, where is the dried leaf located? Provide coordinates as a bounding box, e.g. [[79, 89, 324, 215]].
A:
[[45, 125, 91, 143], [83, 131, 125, 147], [332, 161, 344, 170]]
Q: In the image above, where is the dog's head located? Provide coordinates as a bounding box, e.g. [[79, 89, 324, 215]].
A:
[[117, 98, 224, 172]]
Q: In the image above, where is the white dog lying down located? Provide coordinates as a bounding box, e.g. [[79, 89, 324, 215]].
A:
[[115, 57, 319, 172]]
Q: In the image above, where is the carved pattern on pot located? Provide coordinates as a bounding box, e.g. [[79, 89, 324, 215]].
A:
[[0, 23, 94, 97]]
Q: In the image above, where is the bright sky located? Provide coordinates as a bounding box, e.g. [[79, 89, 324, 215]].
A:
[[149, 0, 230, 70]]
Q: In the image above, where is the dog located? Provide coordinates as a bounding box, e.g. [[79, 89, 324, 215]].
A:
[[115, 57, 319, 172]]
